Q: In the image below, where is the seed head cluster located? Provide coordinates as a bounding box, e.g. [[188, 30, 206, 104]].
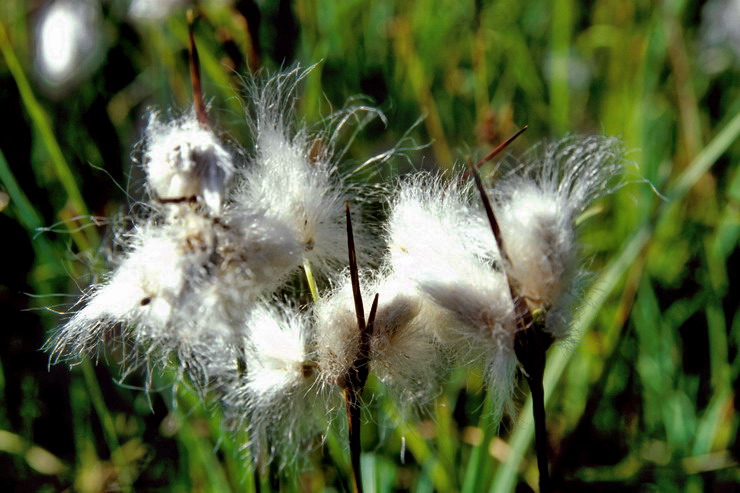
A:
[[48, 67, 626, 465]]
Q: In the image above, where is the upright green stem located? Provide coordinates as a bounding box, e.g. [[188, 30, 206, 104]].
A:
[[303, 259, 319, 302]]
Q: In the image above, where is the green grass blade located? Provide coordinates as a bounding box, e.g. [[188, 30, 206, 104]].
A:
[[0, 149, 44, 229], [0, 21, 98, 251]]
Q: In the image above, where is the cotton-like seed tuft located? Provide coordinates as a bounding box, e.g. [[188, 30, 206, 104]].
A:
[[492, 135, 625, 338], [385, 173, 520, 416], [234, 67, 377, 277], [314, 268, 447, 408], [366, 275, 448, 410], [313, 274, 362, 389], [144, 112, 234, 215], [222, 302, 331, 466]]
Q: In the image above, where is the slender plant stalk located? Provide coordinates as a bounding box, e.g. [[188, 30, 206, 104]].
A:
[[463, 125, 528, 179], [303, 259, 320, 302], [342, 201, 379, 493], [513, 318, 553, 492], [187, 9, 210, 128], [466, 127, 554, 492]]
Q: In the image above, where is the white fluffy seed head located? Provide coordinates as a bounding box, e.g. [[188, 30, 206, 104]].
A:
[[243, 303, 313, 397], [366, 275, 448, 411], [385, 172, 520, 416], [314, 269, 447, 411], [387, 173, 499, 282], [235, 66, 378, 276], [494, 182, 573, 313], [48, 204, 303, 382], [144, 112, 234, 215], [313, 274, 361, 388], [47, 223, 198, 381], [34, 0, 103, 92], [222, 302, 331, 467], [492, 135, 625, 337]]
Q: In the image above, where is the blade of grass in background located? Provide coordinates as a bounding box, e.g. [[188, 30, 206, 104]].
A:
[[0, 21, 98, 252]]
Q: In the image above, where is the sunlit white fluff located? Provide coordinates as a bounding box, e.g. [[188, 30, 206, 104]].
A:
[[366, 275, 448, 410], [48, 224, 193, 373], [49, 205, 303, 382], [222, 302, 330, 466], [314, 269, 446, 410], [385, 173, 519, 416], [144, 112, 234, 215], [244, 303, 312, 395], [234, 67, 372, 277], [491, 135, 625, 338], [313, 273, 361, 389]]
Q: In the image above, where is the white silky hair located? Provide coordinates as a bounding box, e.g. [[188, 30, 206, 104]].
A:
[[221, 302, 334, 468], [385, 173, 520, 417], [312, 270, 362, 389], [491, 135, 625, 338], [313, 268, 448, 411], [365, 274, 449, 412], [49, 65, 391, 429], [233, 66, 381, 276], [48, 59, 630, 467], [144, 112, 234, 215]]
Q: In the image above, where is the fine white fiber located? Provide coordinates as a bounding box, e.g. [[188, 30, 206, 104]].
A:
[[385, 173, 520, 416], [222, 302, 331, 467], [491, 135, 625, 338], [144, 111, 234, 215], [314, 268, 447, 410], [234, 66, 378, 278]]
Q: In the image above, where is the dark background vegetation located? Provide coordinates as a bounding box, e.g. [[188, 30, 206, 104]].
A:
[[1, 0, 738, 491]]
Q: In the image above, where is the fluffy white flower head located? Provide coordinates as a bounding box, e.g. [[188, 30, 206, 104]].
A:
[[492, 135, 625, 336], [243, 303, 313, 396], [48, 225, 191, 368], [366, 275, 447, 409], [221, 302, 329, 467], [144, 113, 234, 214], [235, 67, 372, 275], [386, 173, 519, 415]]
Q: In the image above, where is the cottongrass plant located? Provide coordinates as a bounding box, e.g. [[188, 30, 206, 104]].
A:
[[47, 17, 628, 491], [385, 173, 520, 417]]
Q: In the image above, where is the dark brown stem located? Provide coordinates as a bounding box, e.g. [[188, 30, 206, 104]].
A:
[[187, 9, 209, 129], [343, 202, 379, 493], [467, 159, 507, 262], [346, 201, 365, 333], [514, 321, 553, 493], [467, 129, 555, 492], [462, 125, 528, 179]]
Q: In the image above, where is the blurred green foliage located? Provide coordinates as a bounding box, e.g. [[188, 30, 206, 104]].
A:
[[1, 0, 738, 491]]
